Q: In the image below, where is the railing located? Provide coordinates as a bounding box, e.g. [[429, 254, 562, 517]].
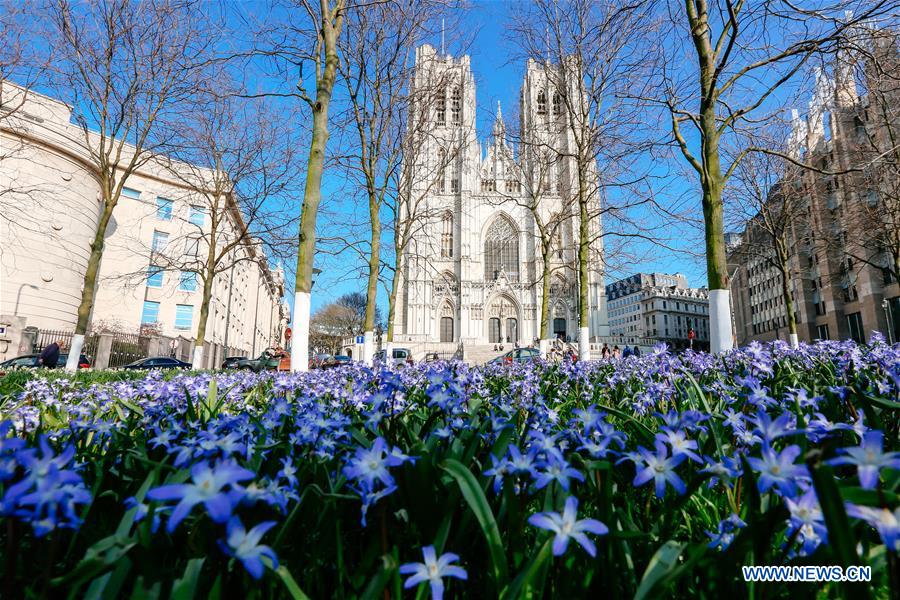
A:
[[32, 329, 99, 361]]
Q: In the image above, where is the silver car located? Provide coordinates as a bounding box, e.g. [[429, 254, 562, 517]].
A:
[[373, 348, 413, 366]]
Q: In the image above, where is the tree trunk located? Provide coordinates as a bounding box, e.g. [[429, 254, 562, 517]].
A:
[[700, 116, 734, 353], [777, 242, 799, 348], [192, 272, 214, 368], [65, 196, 115, 372], [290, 3, 344, 372], [363, 190, 380, 365], [576, 164, 591, 360]]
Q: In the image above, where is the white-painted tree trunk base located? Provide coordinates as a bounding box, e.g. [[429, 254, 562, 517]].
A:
[[65, 333, 85, 372], [290, 291, 310, 372], [539, 339, 550, 359], [709, 289, 734, 354], [578, 327, 590, 361], [192, 346, 205, 370], [363, 330, 374, 366], [789, 333, 799, 349]]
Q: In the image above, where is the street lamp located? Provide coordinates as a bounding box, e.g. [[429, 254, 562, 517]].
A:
[[882, 298, 895, 345], [311, 267, 322, 289], [13, 284, 39, 316]]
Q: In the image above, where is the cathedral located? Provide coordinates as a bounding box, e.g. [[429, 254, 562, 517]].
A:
[[392, 45, 609, 350]]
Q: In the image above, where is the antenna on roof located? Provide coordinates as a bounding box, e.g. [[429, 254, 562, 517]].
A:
[[545, 27, 549, 63], [441, 18, 445, 55]]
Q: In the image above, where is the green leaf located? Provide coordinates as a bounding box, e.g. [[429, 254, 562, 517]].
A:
[[634, 540, 685, 600], [117, 397, 145, 417], [359, 553, 397, 600], [440, 458, 508, 587], [500, 539, 552, 600], [808, 462, 870, 600], [129, 577, 161, 600], [273, 565, 311, 600], [171, 558, 205, 600]]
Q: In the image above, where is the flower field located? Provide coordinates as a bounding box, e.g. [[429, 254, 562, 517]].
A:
[[1, 339, 898, 598]]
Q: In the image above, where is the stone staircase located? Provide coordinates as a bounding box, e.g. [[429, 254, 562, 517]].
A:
[[462, 344, 509, 365]]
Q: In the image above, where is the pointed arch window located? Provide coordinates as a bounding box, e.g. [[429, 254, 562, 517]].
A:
[[537, 89, 547, 115], [436, 88, 446, 126], [437, 148, 447, 192], [484, 216, 519, 281], [441, 211, 453, 258], [552, 92, 561, 116], [451, 86, 461, 125]]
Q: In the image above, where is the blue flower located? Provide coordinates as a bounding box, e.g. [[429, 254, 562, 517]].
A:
[[828, 430, 900, 490], [785, 489, 827, 556], [746, 444, 809, 497], [705, 514, 746, 550], [633, 440, 687, 498], [147, 460, 255, 532], [219, 516, 278, 579], [528, 496, 608, 556], [399, 545, 467, 600], [845, 503, 899, 552], [656, 429, 702, 463], [699, 455, 742, 488], [342, 437, 411, 489], [534, 450, 584, 491]]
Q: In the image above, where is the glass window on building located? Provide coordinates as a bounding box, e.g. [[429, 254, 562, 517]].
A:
[[141, 301, 160, 324], [846, 312, 864, 343], [122, 187, 141, 199], [888, 297, 900, 343], [157, 197, 173, 220], [175, 304, 194, 330], [146, 266, 163, 288], [179, 271, 198, 292], [189, 205, 206, 227], [151, 230, 169, 252], [816, 324, 830, 340]]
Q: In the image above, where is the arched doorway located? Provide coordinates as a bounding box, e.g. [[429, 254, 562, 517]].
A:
[[486, 295, 519, 344]]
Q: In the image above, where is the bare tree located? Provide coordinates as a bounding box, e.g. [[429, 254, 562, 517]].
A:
[[272, 0, 346, 372], [729, 146, 808, 346], [508, 0, 659, 359], [660, 0, 895, 353], [142, 91, 299, 368], [336, 1, 449, 364], [40, 0, 214, 371]]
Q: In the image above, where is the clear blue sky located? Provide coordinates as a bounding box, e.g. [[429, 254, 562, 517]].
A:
[[302, 1, 708, 319]]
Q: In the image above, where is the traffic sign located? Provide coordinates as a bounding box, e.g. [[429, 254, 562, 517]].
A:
[[285, 327, 292, 340], [356, 335, 364, 344], [688, 328, 695, 340]]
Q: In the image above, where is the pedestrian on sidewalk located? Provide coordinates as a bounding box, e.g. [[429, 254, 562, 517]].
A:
[[38, 339, 64, 368]]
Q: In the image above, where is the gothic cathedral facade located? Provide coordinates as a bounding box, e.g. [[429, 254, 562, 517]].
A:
[[392, 45, 609, 347]]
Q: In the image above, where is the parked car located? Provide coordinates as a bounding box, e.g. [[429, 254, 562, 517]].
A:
[[0, 353, 91, 370], [373, 348, 413, 367], [121, 357, 192, 370], [222, 356, 247, 369], [308, 354, 332, 369], [488, 347, 541, 365], [320, 355, 352, 369], [231, 348, 290, 372]]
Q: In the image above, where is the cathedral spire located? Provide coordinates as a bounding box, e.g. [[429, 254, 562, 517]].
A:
[[492, 101, 506, 145]]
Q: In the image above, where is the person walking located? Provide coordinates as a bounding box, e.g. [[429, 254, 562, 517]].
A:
[[38, 339, 64, 368], [601, 344, 610, 359], [623, 345, 632, 359], [633, 345, 642, 357], [612, 345, 621, 359]]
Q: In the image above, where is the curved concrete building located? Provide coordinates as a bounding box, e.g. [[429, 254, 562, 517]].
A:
[[0, 83, 289, 362]]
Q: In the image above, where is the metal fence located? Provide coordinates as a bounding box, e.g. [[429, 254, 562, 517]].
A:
[[32, 329, 99, 361], [108, 332, 151, 369]]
